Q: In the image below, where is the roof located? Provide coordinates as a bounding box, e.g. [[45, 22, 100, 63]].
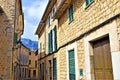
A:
[[35, 0, 56, 35]]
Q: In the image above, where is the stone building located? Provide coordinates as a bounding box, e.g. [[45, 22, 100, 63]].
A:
[[35, 0, 58, 80], [0, 0, 24, 80], [14, 43, 29, 80], [28, 50, 38, 79], [36, 0, 120, 80]]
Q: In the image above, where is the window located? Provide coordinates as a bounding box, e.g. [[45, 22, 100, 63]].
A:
[[33, 70, 36, 77], [40, 43, 42, 58], [48, 30, 53, 53], [53, 58, 57, 80], [49, 60, 52, 80], [14, 32, 18, 45], [40, 43, 42, 53], [40, 64, 42, 79], [85, 0, 93, 6], [29, 60, 31, 64], [29, 52, 31, 55], [48, 26, 57, 53], [35, 60, 37, 68], [48, 16, 50, 26], [69, 5, 74, 23], [68, 49, 76, 80], [52, 7, 55, 17], [53, 26, 57, 51], [29, 70, 31, 77], [41, 63, 44, 80]]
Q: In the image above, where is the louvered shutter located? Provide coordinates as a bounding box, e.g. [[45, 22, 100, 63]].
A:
[[50, 30, 53, 52], [69, 5, 74, 22], [68, 49, 76, 80], [53, 26, 57, 51], [14, 32, 18, 45], [53, 58, 57, 80]]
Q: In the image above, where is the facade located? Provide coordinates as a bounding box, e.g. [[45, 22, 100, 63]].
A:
[[35, 0, 58, 80], [0, 0, 24, 80], [36, 0, 120, 80], [28, 50, 38, 79], [18, 43, 29, 80]]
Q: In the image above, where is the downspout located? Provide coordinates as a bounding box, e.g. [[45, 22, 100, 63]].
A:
[[12, 0, 17, 80]]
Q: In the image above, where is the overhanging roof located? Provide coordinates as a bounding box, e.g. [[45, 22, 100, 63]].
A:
[[35, 0, 56, 35], [54, 0, 71, 19]]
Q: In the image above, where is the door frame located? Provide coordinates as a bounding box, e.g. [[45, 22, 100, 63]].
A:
[[84, 21, 119, 80]]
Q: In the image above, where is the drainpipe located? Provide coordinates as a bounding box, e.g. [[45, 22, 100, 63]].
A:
[[12, 0, 17, 79]]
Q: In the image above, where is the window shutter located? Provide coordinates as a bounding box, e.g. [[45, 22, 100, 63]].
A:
[[48, 16, 50, 26], [35, 61, 37, 68], [50, 30, 53, 53], [86, 0, 93, 6], [14, 32, 18, 45], [68, 49, 76, 80], [41, 63, 44, 80], [53, 26, 57, 51], [69, 5, 73, 22], [53, 58, 57, 80], [48, 33, 50, 53]]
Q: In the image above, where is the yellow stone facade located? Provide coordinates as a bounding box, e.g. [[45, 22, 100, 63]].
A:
[[28, 50, 38, 79], [36, 0, 120, 80], [0, 0, 24, 80], [13, 43, 29, 80]]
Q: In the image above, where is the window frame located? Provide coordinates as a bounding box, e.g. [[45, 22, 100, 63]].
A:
[[52, 7, 56, 17], [48, 16, 50, 27], [29, 60, 31, 64], [68, 5, 74, 23], [48, 26, 57, 54]]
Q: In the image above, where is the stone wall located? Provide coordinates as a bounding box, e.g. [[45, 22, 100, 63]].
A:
[[0, 0, 15, 79], [58, 0, 120, 47], [57, 0, 120, 79]]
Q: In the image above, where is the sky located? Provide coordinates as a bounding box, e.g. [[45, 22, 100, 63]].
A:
[[21, 0, 48, 41]]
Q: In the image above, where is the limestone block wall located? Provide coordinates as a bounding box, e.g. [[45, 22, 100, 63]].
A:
[[57, 48, 67, 80], [58, 0, 120, 47], [0, 0, 15, 79]]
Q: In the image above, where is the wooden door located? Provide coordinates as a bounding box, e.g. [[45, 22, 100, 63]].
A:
[[92, 36, 113, 80]]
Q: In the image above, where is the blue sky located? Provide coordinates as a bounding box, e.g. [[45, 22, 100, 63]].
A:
[[21, 0, 48, 41]]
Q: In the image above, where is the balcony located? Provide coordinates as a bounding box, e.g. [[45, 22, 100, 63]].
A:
[[54, 0, 71, 19]]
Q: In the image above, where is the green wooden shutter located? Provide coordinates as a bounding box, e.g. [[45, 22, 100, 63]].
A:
[[86, 0, 93, 6], [68, 49, 76, 80], [14, 32, 18, 45], [48, 16, 50, 26], [53, 26, 57, 51], [86, 0, 89, 6], [50, 30, 53, 52], [48, 33, 50, 53], [53, 58, 57, 80], [69, 5, 73, 22]]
